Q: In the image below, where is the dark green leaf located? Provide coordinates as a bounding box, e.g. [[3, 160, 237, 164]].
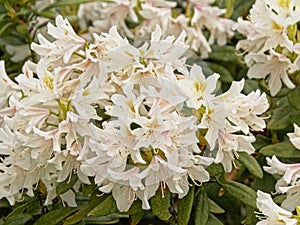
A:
[[206, 62, 234, 83], [206, 213, 223, 225], [209, 45, 238, 63], [268, 97, 295, 130], [219, 180, 257, 209], [208, 198, 224, 214], [88, 195, 118, 217], [177, 185, 194, 225], [64, 193, 110, 225], [4, 214, 31, 225], [43, 0, 104, 9], [150, 188, 172, 221], [260, 141, 300, 158], [34, 207, 77, 225], [127, 201, 144, 225], [194, 187, 209, 225], [206, 164, 224, 177], [288, 86, 300, 110], [6, 197, 38, 220], [237, 152, 263, 179], [56, 173, 78, 195]]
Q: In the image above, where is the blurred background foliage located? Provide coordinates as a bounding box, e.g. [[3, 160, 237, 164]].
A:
[[2, 0, 300, 225]]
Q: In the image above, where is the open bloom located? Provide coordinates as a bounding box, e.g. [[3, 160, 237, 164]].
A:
[[256, 190, 297, 225]]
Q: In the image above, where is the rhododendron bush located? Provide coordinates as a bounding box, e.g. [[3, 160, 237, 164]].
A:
[[1, 0, 300, 225]]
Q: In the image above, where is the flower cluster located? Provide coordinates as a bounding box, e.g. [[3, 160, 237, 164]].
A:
[[234, 0, 300, 96], [0, 15, 268, 211], [263, 124, 300, 213], [77, 0, 235, 58]]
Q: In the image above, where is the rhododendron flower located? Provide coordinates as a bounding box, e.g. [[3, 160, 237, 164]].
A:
[[256, 190, 297, 225], [288, 123, 300, 150]]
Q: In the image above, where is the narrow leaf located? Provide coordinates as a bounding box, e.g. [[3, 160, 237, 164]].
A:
[[127, 201, 144, 225], [238, 152, 263, 179], [206, 164, 224, 177], [219, 180, 257, 209], [88, 195, 118, 217], [208, 198, 225, 214], [206, 213, 224, 225], [56, 173, 78, 195], [268, 97, 295, 130], [44, 0, 99, 9], [33, 207, 76, 225], [206, 62, 234, 83], [64, 193, 110, 224], [260, 142, 300, 158], [177, 185, 195, 225], [288, 86, 300, 110], [4, 214, 31, 225], [194, 187, 209, 225], [150, 188, 172, 221]]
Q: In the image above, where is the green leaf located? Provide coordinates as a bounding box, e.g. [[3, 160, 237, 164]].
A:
[[43, 0, 106, 9], [237, 152, 263, 179], [268, 97, 295, 130], [206, 163, 224, 177], [33, 207, 77, 225], [127, 201, 144, 225], [6, 197, 38, 220], [208, 198, 224, 214], [288, 86, 300, 110], [241, 210, 258, 225], [194, 187, 209, 225], [219, 180, 257, 209], [88, 195, 118, 217], [4, 214, 31, 225], [260, 141, 300, 158], [209, 45, 238, 63], [177, 185, 194, 225], [150, 188, 172, 221], [64, 193, 110, 225], [56, 173, 78, 195], [206, 213, 224, 225], [206, 62, 234, 83]]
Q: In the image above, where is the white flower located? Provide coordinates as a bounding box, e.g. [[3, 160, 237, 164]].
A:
[[247, 50, 295, 96], [215, 126, 256, 172], [31, 15, 85, 64], [264, 155, 300, 210], [256, 190, 297, 225], [287, 123, 300, 150], [0, 61, 20, 108], [178, 65, 219, 109], [215, 79, 269, 134]]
